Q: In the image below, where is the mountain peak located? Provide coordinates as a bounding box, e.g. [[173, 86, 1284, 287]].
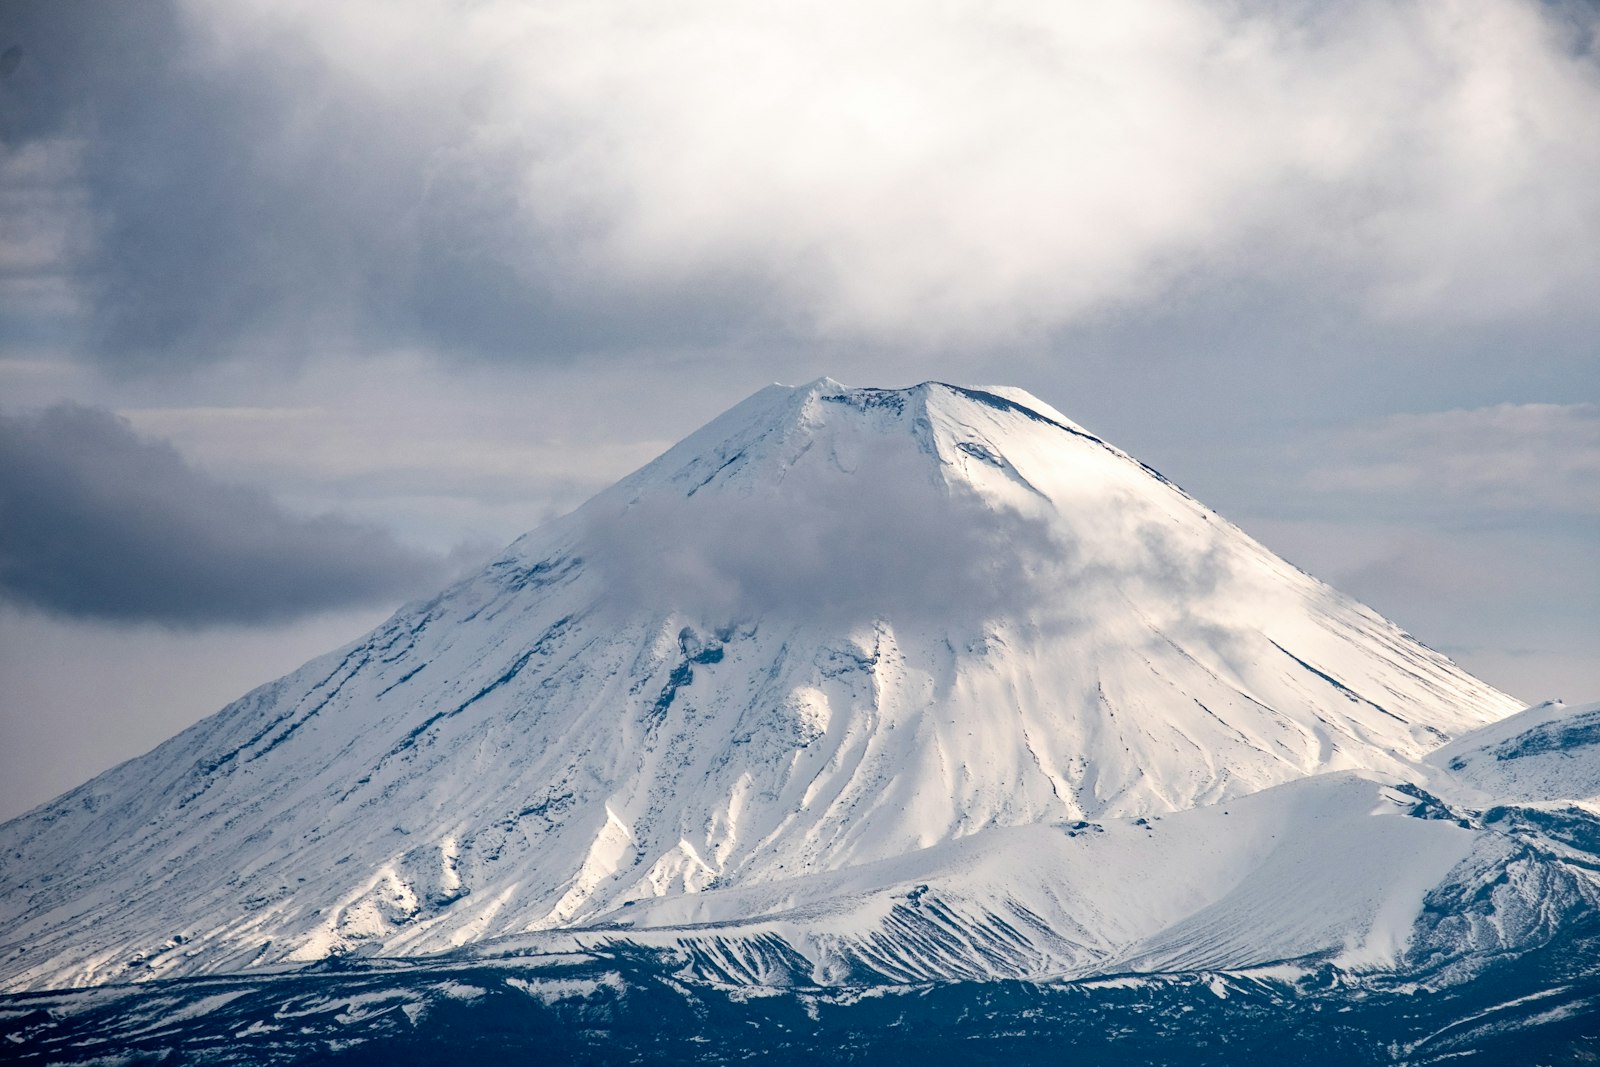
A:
[[595, 378, 1108, 515], [0, 380, 1521, 991]]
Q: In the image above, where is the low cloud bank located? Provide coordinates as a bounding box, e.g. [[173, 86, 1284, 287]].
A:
[[0, 404, 450, 624]]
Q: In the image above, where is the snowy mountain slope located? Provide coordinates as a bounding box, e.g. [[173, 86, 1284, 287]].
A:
[[459, 771, 1482, 986], [1426, 700, 1600, 807], [0, 379, 1521, 992], [7, 737, 1600, 1062], [450, 746, 1600, 989]]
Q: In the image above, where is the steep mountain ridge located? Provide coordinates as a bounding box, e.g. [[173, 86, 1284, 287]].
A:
[[0, 379, 1520, 992]]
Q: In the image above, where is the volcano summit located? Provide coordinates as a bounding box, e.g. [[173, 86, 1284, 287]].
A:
[[3, 381, 1597, 1062]]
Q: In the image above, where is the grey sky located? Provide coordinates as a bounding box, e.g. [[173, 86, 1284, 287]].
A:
[[0, 0, 1596, 818]]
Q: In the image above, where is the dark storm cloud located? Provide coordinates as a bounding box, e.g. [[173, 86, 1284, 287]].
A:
[[0, 0, 772, 368], [0, 404, 450, 624]]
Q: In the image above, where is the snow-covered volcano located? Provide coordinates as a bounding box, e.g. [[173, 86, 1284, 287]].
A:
[[0, 379, 1522, 991]]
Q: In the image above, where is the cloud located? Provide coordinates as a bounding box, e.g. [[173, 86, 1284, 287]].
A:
[[4, 0, 1598, 364], [579, 418, 1242, 630], [1309, 403, 1600, 516], [583, 431, 1067, 626], [0, 403, 452, 624]]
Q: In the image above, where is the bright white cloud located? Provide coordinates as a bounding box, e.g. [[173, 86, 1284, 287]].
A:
[[181, 0, 1600, 345]]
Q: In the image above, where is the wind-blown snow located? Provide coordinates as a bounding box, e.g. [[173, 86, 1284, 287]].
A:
[[0, 379, 1522, 991]]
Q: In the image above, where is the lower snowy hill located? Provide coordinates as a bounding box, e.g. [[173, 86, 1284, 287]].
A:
[[1426, 700, 1600, 807], [446, 727, 1600, 991], [6, 738, 1600, 1062], [479, 772, 1481, 985]]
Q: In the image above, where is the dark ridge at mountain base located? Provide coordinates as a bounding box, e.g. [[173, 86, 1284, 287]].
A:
[[5, 938, 1599, 1067]]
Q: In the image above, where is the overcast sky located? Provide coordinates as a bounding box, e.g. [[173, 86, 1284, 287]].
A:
[[1, 0, 1596, 820]]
